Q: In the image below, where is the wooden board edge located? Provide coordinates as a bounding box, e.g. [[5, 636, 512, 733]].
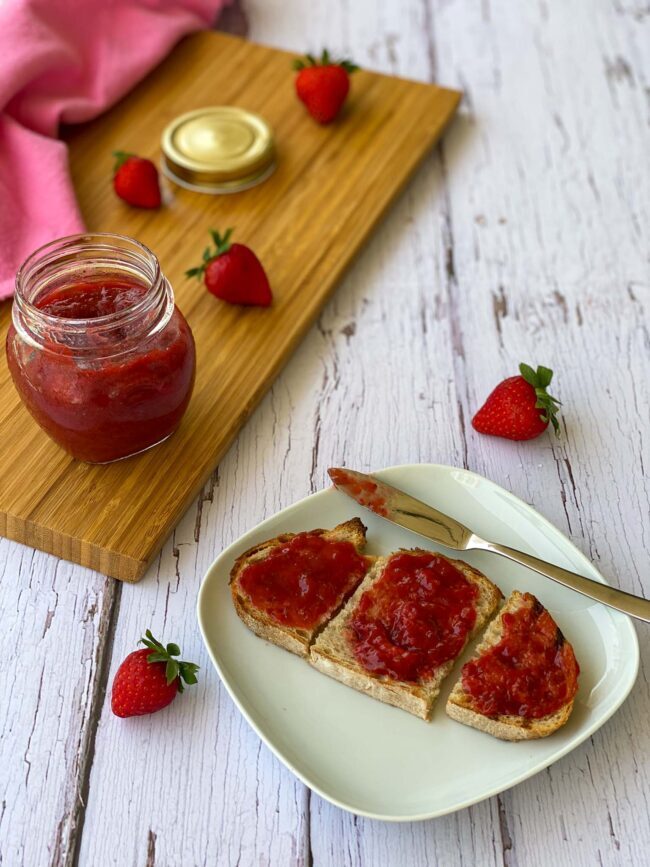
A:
[[0, 511, 147, 583], [175, 31, 463, 100]]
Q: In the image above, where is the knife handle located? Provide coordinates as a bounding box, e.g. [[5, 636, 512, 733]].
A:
[[477, 540, 650, 623]]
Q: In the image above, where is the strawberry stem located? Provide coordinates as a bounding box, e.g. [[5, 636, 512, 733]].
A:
[[292, 50, 359, 72], [112, 150, 135, 173], [519, 363, 562, 436], [140, 629, 199, 693], [185, 228, 235, 280]]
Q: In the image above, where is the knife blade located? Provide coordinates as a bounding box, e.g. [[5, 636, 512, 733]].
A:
[[327, 467, 650, 622], [328, 467, 474, 550]]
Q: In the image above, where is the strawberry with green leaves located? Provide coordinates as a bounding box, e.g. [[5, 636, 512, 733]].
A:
[[112, 151, 161, 209], [186, 229, 272, 307], [111, 630, 199, 718], [293, 49, 359, 124], [472, 363, 562, 441]]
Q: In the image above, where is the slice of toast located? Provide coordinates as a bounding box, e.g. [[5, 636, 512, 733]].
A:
[[230, 518, 371, 658], [446, 590, 579, 740], [309, 549, 503, 720]]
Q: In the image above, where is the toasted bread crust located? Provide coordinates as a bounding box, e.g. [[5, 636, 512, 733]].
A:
[[446, 590, 577, 740], [310, 549, 503, 720], [445, 696, 575, 740], [230, 518, 370, 658]]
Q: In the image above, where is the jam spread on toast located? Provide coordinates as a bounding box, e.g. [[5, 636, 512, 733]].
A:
[[460, 593, 580, 718], [348, 551, 478, 682], [238, 532, 368, 629]]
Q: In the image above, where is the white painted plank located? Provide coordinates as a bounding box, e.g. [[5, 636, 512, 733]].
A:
[[0, 539, 113, 866], [429, 2, 649, 864]]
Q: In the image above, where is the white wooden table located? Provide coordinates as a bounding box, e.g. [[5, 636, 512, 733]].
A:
[[1, 1, 648, 864]]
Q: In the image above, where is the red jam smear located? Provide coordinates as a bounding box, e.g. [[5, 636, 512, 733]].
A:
[[348, 551, 478, 682], [460, 593, 580, 718], [238, 532, 369, 630], [329, 468, 389, 517], [6, 278, 195, 463]]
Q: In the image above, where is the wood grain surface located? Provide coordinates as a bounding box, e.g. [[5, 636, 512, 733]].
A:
[[0, 31, 459, 581], [1, 1, 648, 866]]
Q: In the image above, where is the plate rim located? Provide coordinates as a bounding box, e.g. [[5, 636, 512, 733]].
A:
[[197, 462, 640, 822]]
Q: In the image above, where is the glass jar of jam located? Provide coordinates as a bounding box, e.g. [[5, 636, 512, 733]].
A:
[[6, 233, 196, 463]]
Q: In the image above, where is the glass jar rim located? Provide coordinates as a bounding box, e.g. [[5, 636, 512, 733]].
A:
[[14, 232, 162, 329], [12, 232, 173, 361]]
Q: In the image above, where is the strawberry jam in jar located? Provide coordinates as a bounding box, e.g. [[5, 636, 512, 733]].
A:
[[6, 234, 196, 463]]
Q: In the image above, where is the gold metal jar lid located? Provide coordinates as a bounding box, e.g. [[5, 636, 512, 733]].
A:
[[161, 107, 275, 194]]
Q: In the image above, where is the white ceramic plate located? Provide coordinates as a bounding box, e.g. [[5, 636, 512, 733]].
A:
[[197, 464, 639, 821]]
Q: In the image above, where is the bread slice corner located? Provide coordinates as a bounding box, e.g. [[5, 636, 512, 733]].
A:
[[446, 590, 577, 740], [310, 549, 503, 720], [230, 517, 370, 658]]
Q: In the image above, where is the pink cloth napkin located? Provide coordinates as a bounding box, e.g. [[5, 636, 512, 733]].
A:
[[0, 0, 228, 301]]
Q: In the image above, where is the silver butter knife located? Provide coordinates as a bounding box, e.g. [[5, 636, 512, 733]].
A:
[[328, 467, 650, 623]]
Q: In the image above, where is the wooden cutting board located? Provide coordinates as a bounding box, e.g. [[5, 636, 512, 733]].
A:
[[0, 32, 460, 581]]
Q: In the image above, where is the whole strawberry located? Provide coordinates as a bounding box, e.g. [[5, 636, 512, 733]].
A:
[[111, 630, 199, 718], [293, 49, 359, 124], [472, 363, 562, 441], [112, 151, 161, 208], [186, 229, 272, 307]]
